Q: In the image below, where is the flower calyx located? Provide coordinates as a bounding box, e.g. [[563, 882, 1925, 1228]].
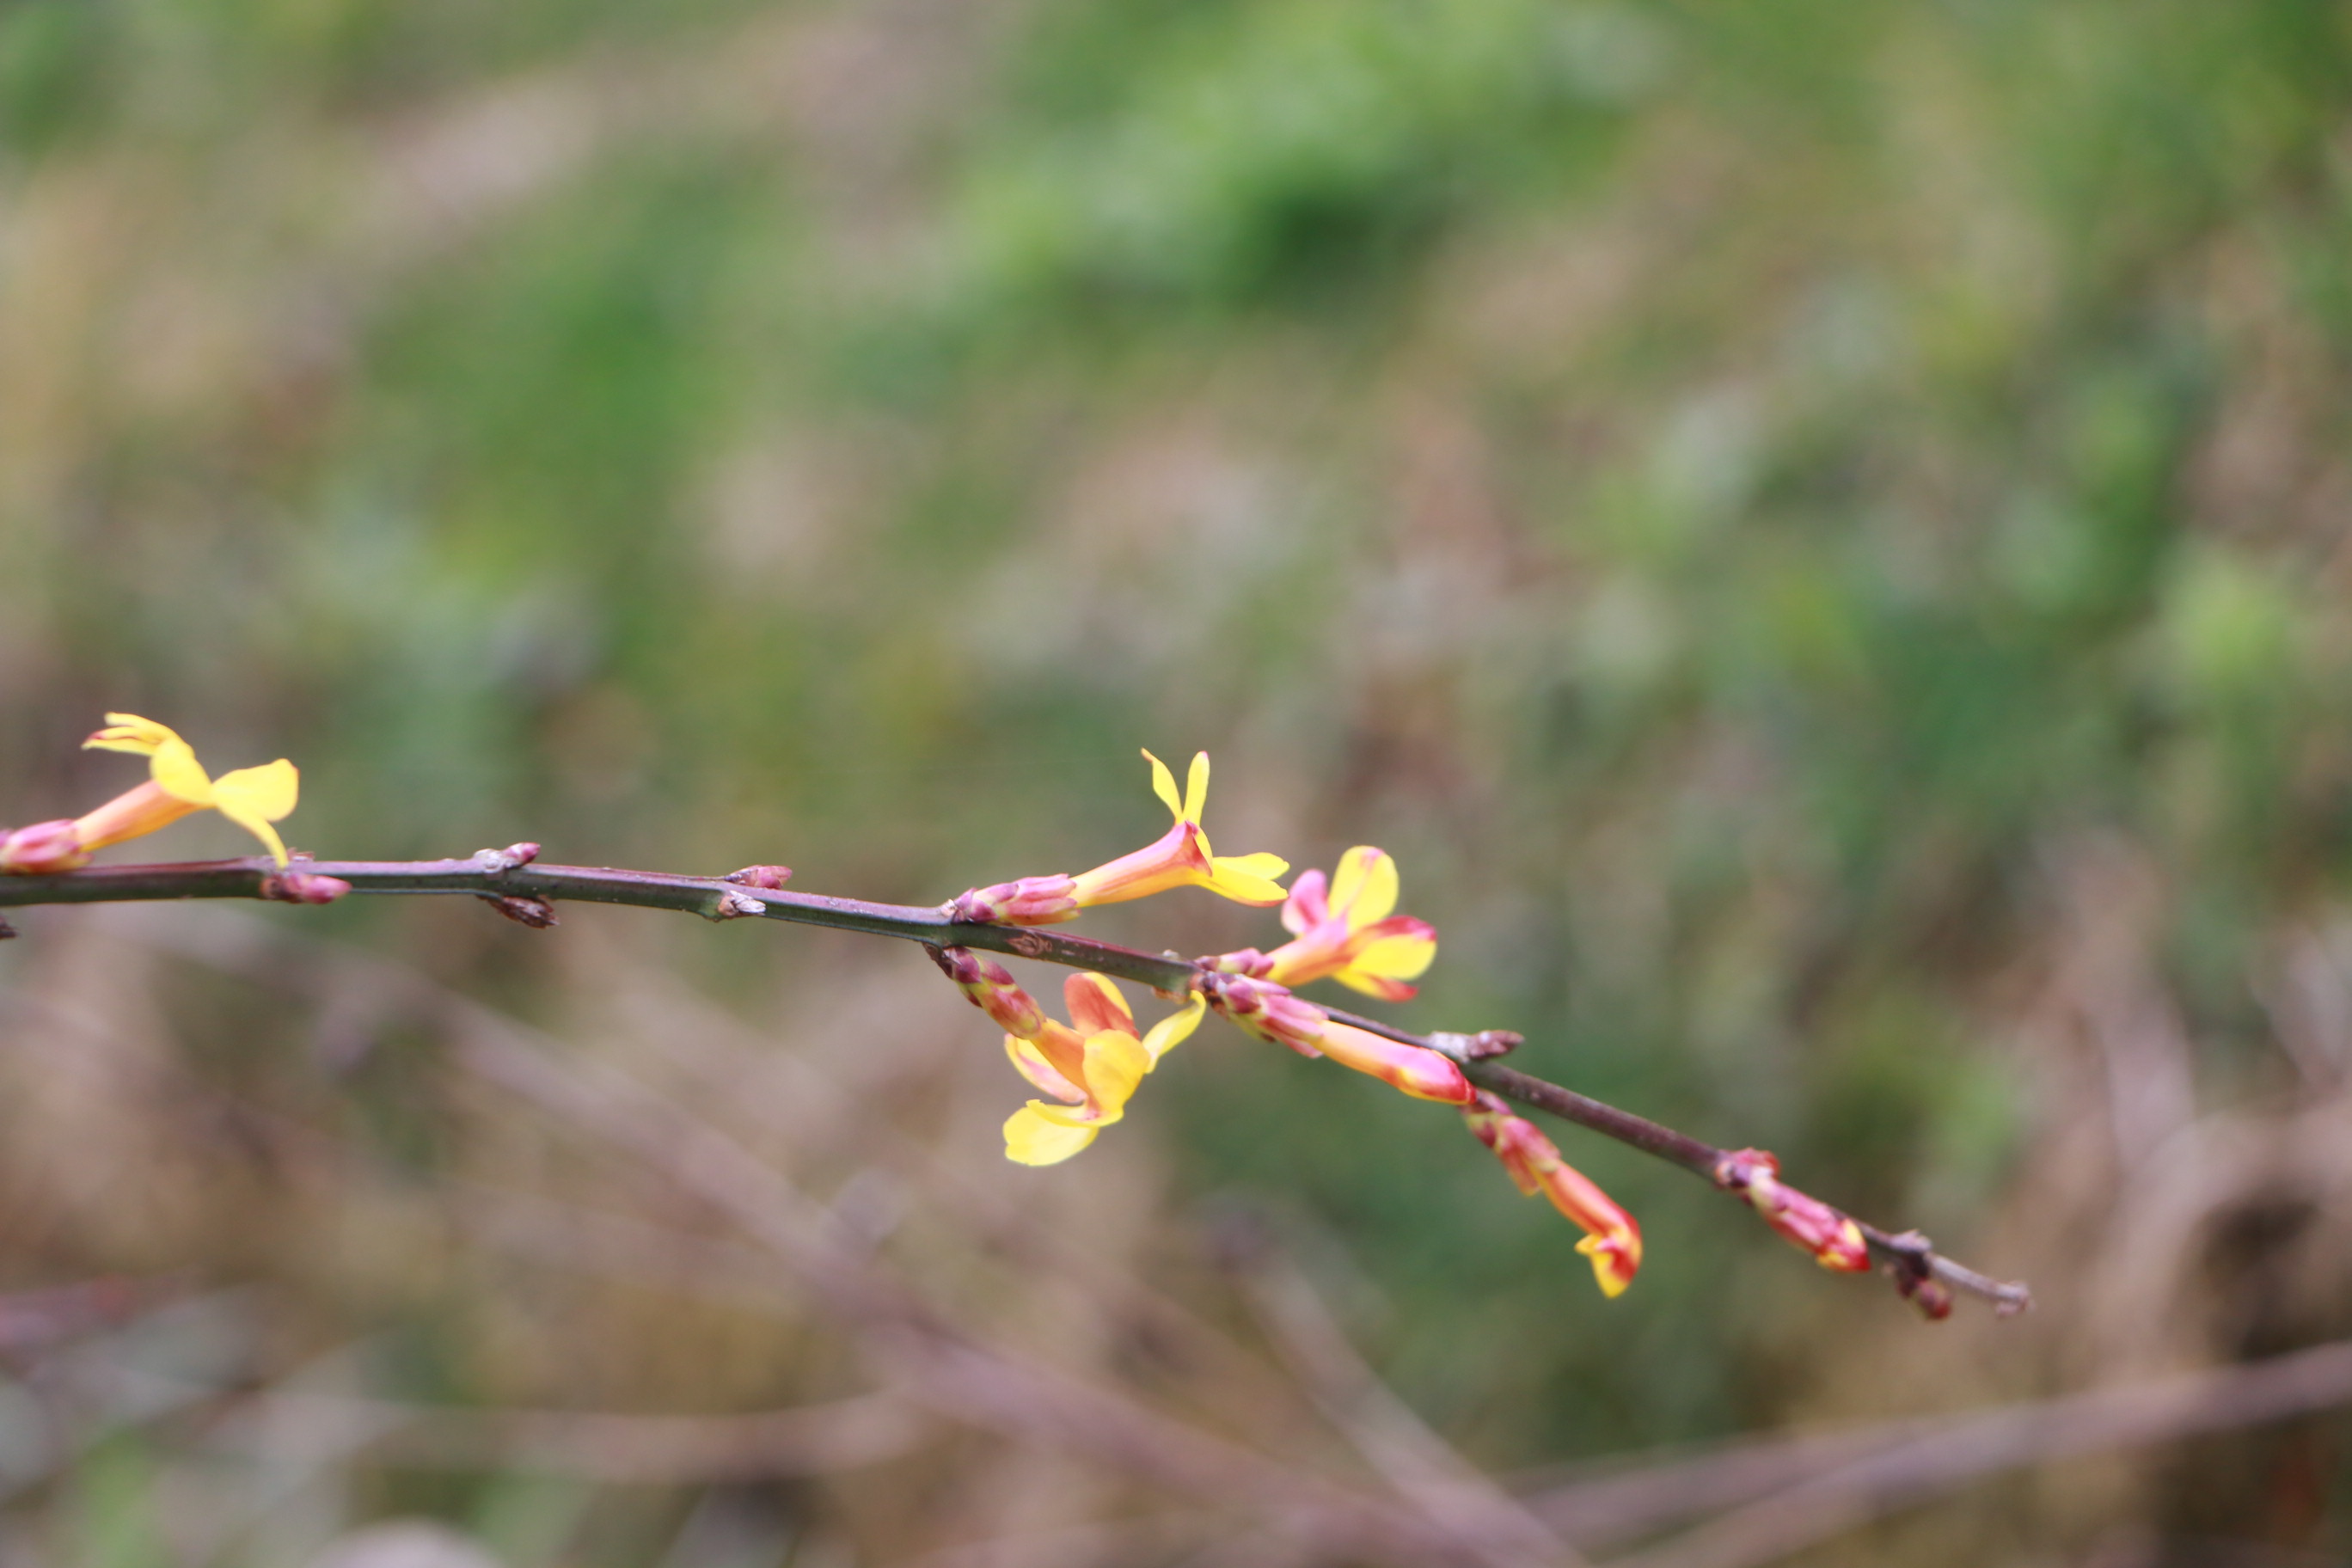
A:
[[946, 874, 1078, 927]]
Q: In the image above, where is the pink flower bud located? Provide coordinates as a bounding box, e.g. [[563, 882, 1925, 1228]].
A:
[[1713, 1149, 1871, 1272], [1315, 1022, 1473, 1105], [938, 946, 1048, 1037], [0, 820, 89, 874], [261, 872, 352, 904]]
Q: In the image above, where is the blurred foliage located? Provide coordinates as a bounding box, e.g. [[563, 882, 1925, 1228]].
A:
[[8, 0, 2352, 1560]]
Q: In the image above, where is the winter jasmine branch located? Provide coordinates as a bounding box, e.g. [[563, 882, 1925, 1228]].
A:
[[0, 849, 2030, 1319]]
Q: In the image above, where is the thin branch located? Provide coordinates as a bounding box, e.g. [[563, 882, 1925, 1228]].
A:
[[1592, 1337, 2352, 1568], [0, 854, 2029, 1316]]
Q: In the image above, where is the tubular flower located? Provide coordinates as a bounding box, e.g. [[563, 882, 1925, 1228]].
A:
[[1001, 973, 1206, 1167], [1065, 750, 1289, 912], [0, 714, 300, 873], [1462, 1091, 1643, 1297], [1713, 1148, 1871, 1273], [1198, 971, 1472, 1105], [1216, 847, 1436, 1000]]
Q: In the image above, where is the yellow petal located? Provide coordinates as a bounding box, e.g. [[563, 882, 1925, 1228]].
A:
[[1205, 854, 1290, 906], [1066, 971, 1136, 1035], [1329, 847, 1399, 927], [150, 738, 217, 805], [1346, 931, 1436, 982], [83, 714, 183, 757], [1143, 749, 1184, 822], [1577, 1234, 1636, 1299], [1137, 990, 1206, 1065], [1006, 1036, 1086, 1102], [1081, 1029, 1152, 1118], [1183, 751, 1210, 824], [211, 760, 297, 822], [1005, 1106, 1099, 1166], [210, 761, 298, 866]]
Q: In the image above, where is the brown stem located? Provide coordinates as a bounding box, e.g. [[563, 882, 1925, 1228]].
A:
[[0, 854, 2029, 1315]]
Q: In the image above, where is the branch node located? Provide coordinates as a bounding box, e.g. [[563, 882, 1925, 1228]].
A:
[[473, 842, 541, 874], [705, 888, 769, 921], [1004, 930, 1050, 958], [477, 893, 559, 929], [1429, 1029, 1522, 1062]]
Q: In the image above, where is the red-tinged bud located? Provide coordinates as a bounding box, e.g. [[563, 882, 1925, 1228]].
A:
[[0, 915, 14, 939], [1898, 1271, 1954, 1320], [937, 946, 1048, 1038], [1204, 948, 1276, 978], [726, 864, 792, 890], [1199, 971, 1328, 1057], [946, 874, 1080, 927], [261, 872, 352, 904], [477, 894, 559, 929], [1714, 1149, 1871, 1272], [0, 820, 89, 874], [1316, 1022, 1473, 1105], [1462, 1091, 1642, 1296]]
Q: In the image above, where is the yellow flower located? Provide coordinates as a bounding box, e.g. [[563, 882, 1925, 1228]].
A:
[[1065, 750, 1289, 910], [1245, 847, 1437, 1001], [79, 714, 299, 867], [1002, 972, 1206, 1167]]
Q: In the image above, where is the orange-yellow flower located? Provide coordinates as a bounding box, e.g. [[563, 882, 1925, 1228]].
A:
[[1713, 1148, 1871, 1273], [1247, 847, 1436, 1001], [1001, 972, 1206, 1167], [0, 714, 300, 873], [1463, 1091, 1643, 1298], [1066, 750, 1289, 911]]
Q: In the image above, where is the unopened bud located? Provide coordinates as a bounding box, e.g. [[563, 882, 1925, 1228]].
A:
[[260, 872, 352, 905], [936, 946, 1047, 1037], [726, 864, 793, 890], [1714, 1149, 1871, 1272], [1203, 948, 1276, 978], [0, 820, 89, 875]]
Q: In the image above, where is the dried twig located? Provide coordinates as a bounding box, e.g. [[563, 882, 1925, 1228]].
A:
[[1588, 1338, 2352, 1568]]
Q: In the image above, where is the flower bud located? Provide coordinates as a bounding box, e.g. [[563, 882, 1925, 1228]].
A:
[[938, 946, 1048, 1038], [261, 872, 352, 904], [1316, 1022, 1473, 1105], [1713, 1149, 1871, 1272]]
